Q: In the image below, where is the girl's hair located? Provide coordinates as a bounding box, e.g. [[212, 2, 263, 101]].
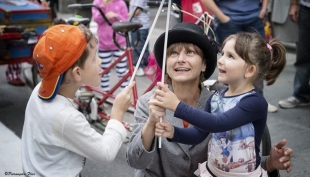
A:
[[223, 32, 286, 86], [165, 43, 205, 86], [61, 24, 98, 84]]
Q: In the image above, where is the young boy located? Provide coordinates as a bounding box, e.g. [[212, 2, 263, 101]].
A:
[[21, 24, 135, 176]]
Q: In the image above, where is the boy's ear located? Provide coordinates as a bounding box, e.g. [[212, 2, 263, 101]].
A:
[[71, 66, 82, 81], [245, 65, 256, 78]]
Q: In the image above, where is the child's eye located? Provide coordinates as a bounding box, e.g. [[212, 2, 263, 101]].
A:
[[229, 54, 234, 59]]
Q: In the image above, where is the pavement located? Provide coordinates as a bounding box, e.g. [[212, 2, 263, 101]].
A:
[[0, 7, 310, 177]]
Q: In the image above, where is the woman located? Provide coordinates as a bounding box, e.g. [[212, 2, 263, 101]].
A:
[[126, 22, 292, 177]]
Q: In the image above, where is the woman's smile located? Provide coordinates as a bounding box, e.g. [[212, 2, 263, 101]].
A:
[[174, 67, 191, 73]]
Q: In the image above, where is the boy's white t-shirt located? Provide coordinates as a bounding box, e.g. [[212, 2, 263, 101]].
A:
[[21, 83, 127, 177]]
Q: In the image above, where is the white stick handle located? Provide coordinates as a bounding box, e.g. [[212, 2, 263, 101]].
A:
[[159, 0, 172, 149], [159, 117, 162, 148]]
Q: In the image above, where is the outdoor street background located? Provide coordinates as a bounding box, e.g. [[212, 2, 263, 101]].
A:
[[0, 6, 310, 177]]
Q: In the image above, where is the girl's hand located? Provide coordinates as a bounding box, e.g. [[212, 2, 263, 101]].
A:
[[102, 0, 109, 7], [106, 12, 119, 19], [154, 82, 180, 111], [148, 94, 166, 125], [155, 119, 174, 139]]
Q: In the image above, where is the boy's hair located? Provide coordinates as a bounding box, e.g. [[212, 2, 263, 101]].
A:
[[223, 32, 286, 86], [61, 25, 98, 84], [33, 24, 96, 101]]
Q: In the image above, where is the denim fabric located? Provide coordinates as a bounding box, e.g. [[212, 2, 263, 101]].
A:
[[131, 29, 150, 68], [293, 5, 310, 102], [215, 17, 265, 45]]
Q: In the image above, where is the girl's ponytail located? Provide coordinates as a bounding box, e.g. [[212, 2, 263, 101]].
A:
[[264, 38, 287, 85]]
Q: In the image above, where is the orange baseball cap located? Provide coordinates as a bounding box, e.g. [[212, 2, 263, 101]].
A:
[[33, 25, 87, 101]]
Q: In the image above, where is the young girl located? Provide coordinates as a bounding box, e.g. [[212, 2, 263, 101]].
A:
[[92, 0, 129, 91], [153, 32, 286, 176]]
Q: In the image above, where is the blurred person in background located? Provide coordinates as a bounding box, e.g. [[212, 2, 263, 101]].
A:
[[278, 0, 310, 108], [129, 0, 151, 76]]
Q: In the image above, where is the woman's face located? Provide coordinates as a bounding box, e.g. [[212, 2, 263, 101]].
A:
[[166, 43, 206, 83]]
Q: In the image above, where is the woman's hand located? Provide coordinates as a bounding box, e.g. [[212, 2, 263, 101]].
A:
[[267, 139, 293, 173], [148, 93, 166, 125], [155, 119, 174, 139], [141, 93, 166, 151]]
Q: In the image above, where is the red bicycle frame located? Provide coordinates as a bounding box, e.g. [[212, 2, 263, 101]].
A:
[[80, 44, 157, 108]]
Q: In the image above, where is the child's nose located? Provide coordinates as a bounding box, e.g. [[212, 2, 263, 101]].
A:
[[217, 56, 224, 64]]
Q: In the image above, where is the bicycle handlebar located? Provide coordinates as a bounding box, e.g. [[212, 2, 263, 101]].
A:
[[129, 6, 148, 22], [67, 3, 90, 9], [68, 3, 146, 26]]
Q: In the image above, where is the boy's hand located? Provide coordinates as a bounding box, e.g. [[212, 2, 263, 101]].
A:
[[106, 12, 119, 19], [154, 82, 180, 111], [155, 119, 174, 139], [110, 81, 135, 122], [148, 94, 166, 125]]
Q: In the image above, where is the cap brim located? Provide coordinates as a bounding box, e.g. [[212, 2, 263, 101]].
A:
[[38, 74, 63, 101], [154, 29, 217, 80]]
